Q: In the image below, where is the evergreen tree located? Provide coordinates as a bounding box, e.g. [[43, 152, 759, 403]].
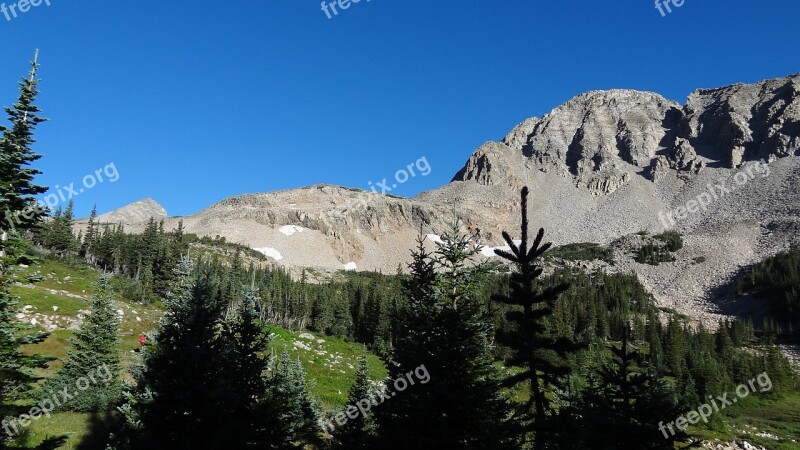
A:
[[218, 285, 268, 447], [41, 201, 77, 255], [111, 259, 319, 449], [218, 283, 316, 449], [0, 52, 48, 242], [43, 275, 121, 411], [577, 329, 690, 449], [80, 205, 99, 263], [331, 356, 376, 449], [491, 187, 584, 449], [260, 350, 320, 449], [114, 258, 231, 449], [0, 53, 66, 450], [377, 228, 519, 450]]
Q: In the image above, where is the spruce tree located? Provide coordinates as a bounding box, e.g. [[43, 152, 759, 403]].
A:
[[577, 329, 690, 449], [0, 52, 48, 242], [491, 187, 584, 449], [116, 257, 231, 449], [377, 228, 519, 450], [218, 285, 284, 448], [80, 206, 99, 263], [43, 276, 121, 412], [42, 201, 77, 256], [260, 350, 320, 449], [112, 259, 320, 449], [0, 53, 66, 450], [331, 356, 376, 449]]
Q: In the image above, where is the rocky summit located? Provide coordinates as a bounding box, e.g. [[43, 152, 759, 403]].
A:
[[91, 73, 800, 326]]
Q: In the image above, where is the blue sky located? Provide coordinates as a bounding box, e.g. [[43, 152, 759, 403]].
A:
[[0, 0, 798, 217]]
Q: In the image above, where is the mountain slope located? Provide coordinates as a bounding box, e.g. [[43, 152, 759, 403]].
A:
[[89, 73, 800, 324]]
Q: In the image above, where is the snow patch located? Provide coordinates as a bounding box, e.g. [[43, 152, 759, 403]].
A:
[[279, 225, 304, 236], [344, 262, 358, 271], [479, 240, 522, 257], [254, 247, 284, 261], [426, 234, 444, 244]]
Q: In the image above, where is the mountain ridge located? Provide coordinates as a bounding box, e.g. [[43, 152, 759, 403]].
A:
[[84, 73, 800, 326]]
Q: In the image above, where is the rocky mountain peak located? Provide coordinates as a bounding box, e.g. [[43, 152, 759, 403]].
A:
[[454, 74, 800, 194], [95, 198, 168, 224]]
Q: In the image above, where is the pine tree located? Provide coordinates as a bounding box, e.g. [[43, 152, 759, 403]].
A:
[[645, 309, 664, 373], [80, 205, 99, 263], [491, 187, 584, 449], [261, 350, 320, 449], [0, 51, 48, 243], [332, 356, 376, 449], [111, 259, 320, 449], [577, 329, 690, 449], [664, 317, 686, 376], [43, 201, 77, 255], [377, 227, 519, 450], [218, 285, 276, 448], [43, 276, 121, 411], [116, 258, 231, 449]]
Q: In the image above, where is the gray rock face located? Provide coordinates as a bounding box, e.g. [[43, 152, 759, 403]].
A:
[[455, 73, 800, 192], [455, 89, 681, 194], [95, 198, 167, 224], [681, 75, 800, 167]]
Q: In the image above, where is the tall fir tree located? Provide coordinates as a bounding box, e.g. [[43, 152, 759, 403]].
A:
[[0, 54, 65, 450], [111, 259, 319, 450], [219, 284, 318, 449], [43, 276, 121, 412], [113, 257, 231, 449], [41, 200, 76, 255], [0, 51, 48, 244], [491, 187, 585, 449], [377, 227, 519, 450], [80, 205, 99, 263], [260, 350, 320, 450], [331, 355, 376, 450], [576, 328, 690, 449]]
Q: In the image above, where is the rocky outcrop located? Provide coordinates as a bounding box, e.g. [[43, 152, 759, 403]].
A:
[[95, 198, 167, 224], [680, 75, 800, 168], [649, 137, 705, 181], [455, 73, 800, 190]]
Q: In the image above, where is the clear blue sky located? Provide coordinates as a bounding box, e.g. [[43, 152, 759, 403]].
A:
[[0, 0, 798, 217]]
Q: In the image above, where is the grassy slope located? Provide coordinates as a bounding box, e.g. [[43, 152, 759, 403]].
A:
[[11, 259, 385, 449], [685, 392, 800, 449]]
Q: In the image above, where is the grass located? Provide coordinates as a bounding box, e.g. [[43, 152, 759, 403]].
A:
[[9, 286, 87, 317], [16, 259, 98, 296], [546, 242, 615, 264], [268, 327, 387, 409], [690, 391, 800, 449]]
